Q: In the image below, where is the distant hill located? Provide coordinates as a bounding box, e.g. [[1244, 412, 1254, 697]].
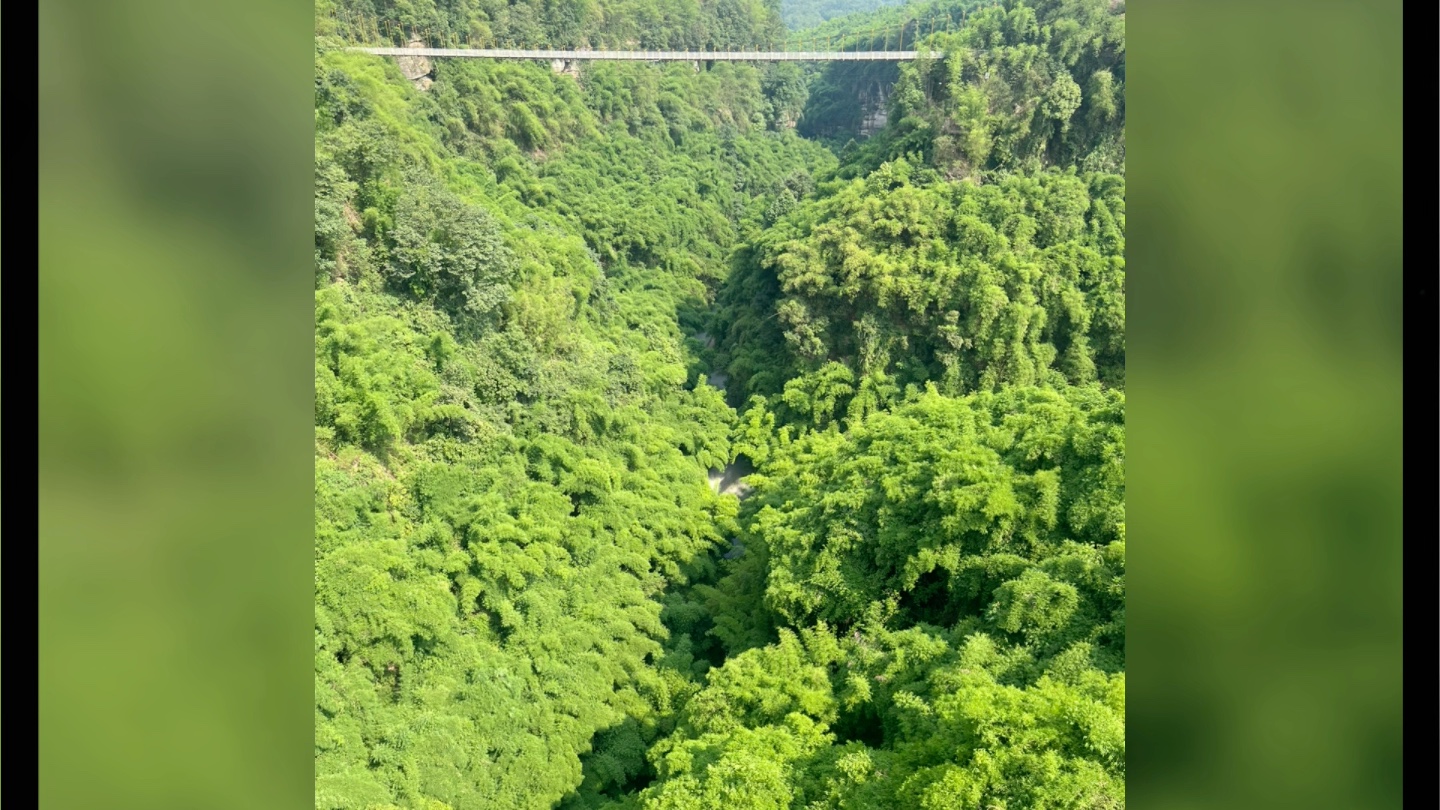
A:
[[782, 0, 910, 31]]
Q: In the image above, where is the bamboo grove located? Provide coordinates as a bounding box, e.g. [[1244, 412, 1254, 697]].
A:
[[313, 1, 1125, 807]]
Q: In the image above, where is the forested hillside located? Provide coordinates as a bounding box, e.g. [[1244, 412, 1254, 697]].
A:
[[331, 0, 786, 49], [781, 0, 908, 31], [314, 1, 1124, 808]]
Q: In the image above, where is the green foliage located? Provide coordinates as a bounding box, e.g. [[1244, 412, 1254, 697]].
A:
[[837, 0, 1126, 178], [629, 383, 1125, 808], [782, 0, 911, 32], [747, 385, 1124, 639], [325, 0, 786, 51], [387, 175, 516, 320], [716, 159, 1125, 411], [615, 620, 1125, 810], [789, 0, 990, 142], [313, 2, 1123, 807], [312, 27, 837, 807]]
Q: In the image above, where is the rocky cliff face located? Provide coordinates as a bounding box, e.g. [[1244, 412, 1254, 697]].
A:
[[396, 39, 434, 91], [858, 103, 888, 137], [857, 82, 890, 137], [550, 59, 581, 78]]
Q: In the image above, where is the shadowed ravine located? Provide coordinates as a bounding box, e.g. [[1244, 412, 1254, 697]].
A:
[[708, 455, 754, 559], [708, 453, 754, 500]]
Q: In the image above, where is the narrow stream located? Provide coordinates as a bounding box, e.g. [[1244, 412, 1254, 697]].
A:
[[697, 331, 752, 558], [707, 454, 754, 499]]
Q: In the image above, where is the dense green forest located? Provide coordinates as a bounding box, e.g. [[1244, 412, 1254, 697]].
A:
[[314, 1, 1124, 807], [329, 0, 786, 49], [781, 0, 909, 31]]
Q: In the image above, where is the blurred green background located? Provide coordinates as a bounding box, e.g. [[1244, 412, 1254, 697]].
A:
[[39, 1, 315, 808], [36, 1, 1403, 808], [1128, 2, 1403, 808]]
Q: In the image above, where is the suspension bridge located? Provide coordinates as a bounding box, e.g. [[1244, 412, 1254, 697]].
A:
[[350, 47, 928, 62], [320, 4, 1000, 63]]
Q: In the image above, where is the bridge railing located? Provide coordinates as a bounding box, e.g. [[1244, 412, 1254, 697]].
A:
[[352, 47, 931, 61]]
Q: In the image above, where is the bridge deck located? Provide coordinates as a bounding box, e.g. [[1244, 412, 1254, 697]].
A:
[[353, 47, 928, 61]]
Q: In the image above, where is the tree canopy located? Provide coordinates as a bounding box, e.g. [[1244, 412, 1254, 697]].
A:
[[313, 2, 1123, 808]]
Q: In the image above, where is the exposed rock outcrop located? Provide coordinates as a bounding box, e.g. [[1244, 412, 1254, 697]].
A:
[[858, 83, 891, 137], [397, 39, 434, 91], [708, 455, 754, 500]]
